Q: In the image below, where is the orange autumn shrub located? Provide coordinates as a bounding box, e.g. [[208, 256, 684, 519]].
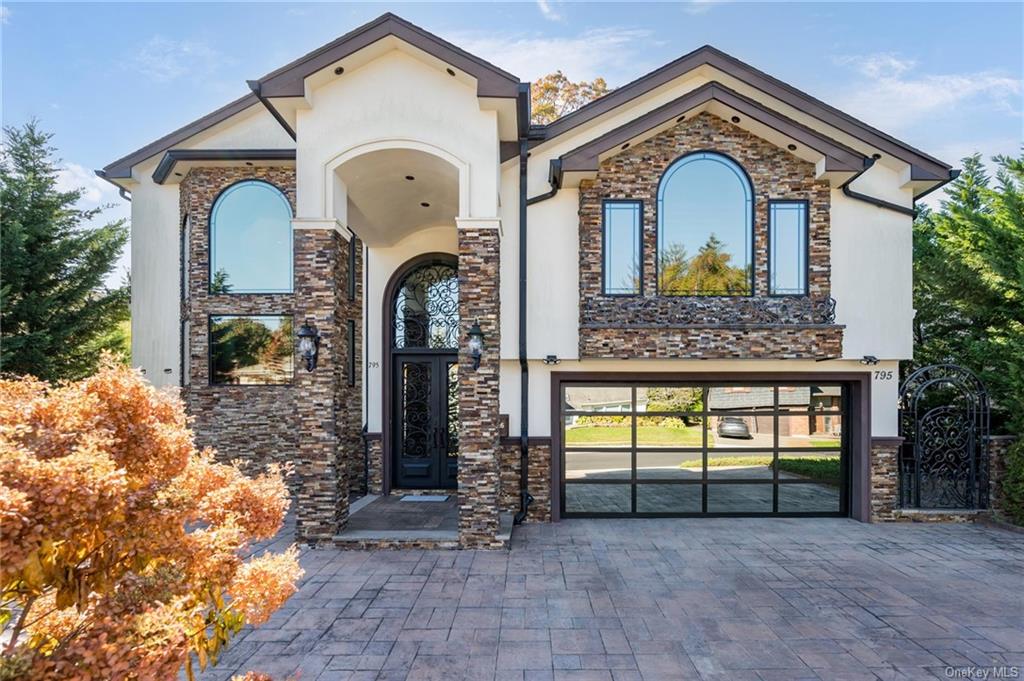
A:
[[0, 360, 303, 680]]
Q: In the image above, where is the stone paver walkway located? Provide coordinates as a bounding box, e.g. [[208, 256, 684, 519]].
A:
[[200, 517, 1024, 681]]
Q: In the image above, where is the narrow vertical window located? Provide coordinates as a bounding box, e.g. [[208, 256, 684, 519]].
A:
[[769, 200, 809, 296], [602, 200, 642, 295], [347, 319, 356, 387]]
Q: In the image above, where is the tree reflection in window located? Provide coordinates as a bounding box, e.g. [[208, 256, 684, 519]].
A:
[[210, 315, 293, 384], [657, 152, 753, 296]]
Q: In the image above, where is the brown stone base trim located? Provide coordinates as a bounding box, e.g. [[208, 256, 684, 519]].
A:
[[331, 538, 464, 550], [498, 439, 552, 523], [365, 436, 383, 495], [870, 437, 901, 522]]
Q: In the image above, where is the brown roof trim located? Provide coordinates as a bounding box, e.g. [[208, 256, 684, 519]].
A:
[[541, 45, 952, 177], [151, 149, 297, 184], [101, 93, 261, 179], [254, 12, 521, 100], [559, 81, 867, 178]]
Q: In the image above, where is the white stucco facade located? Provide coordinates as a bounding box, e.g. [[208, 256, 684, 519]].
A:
[[108, 21, 950, 450]]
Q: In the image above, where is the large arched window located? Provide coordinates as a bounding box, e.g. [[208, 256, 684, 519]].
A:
[[392, 261, 459, 349], [657, 152, 753, 296], [210, 180, 293, 294]]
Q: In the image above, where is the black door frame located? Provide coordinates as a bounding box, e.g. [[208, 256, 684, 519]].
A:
[[381, 252, 459, 494], [391, 352, 458, 489]]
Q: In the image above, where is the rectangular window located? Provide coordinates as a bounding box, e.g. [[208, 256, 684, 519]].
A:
[[769, 201, 809, 296], [209, 315, 293, 385], [602, 200, 642, 295], [346, 319, 356, 387]]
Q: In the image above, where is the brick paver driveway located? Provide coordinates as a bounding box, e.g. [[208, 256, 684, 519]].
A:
[[201, 518, 1024, 681]]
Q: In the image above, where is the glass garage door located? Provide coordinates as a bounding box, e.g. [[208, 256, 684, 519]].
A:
[[560, 382, 848, 517]]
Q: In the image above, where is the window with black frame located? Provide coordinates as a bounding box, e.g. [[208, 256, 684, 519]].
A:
[[602, 200, 642, 295], [656, 152, 754, 296], [561, 383, 846, 516], [769, 200, 809, 296], [209, 315, 293, 385]]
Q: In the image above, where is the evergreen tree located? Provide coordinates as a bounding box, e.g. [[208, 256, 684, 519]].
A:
[[658, 235, 751, 295], [0, 121, 129, 380], [912, 151, 1024, 432]]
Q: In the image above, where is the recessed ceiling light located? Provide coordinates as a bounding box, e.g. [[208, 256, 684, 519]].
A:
[[334, 66, 344, 75], [787, 144, 797, 151], [446, 67, 456, 77], [405, 175, 415, 181], [420, 202, 430, 207], [731, 115, 741, 123]]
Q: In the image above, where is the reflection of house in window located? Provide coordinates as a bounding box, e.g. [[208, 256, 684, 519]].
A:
[[708, 386, 842, 440], [210, 315, 294, 385]]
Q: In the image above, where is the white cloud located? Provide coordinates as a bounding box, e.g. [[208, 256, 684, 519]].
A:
[[131, 35, 221, 82], [832, 52, 1021, 130], [444, 27, 658, 84], [1, 6, 10, 24], [536, 0, 563, 22], [683, 0, 729, 16]]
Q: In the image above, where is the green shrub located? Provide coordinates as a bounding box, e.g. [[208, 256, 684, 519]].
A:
[[1000, 439, 1024, 525]]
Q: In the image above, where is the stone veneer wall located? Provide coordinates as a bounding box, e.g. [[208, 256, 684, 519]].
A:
[[456, 227, 503, 548], [180, 166, 362, 542], [365, 435, 384, 495], [578, 111, 841, 359], [498, 439, 552, 523], [870, 437, 901, 522]]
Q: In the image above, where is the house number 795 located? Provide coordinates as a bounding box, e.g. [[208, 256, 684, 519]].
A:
[[874, 370, 894, 380]]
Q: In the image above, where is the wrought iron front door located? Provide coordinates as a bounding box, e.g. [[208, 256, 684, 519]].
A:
[[394, 354, 458, 489]]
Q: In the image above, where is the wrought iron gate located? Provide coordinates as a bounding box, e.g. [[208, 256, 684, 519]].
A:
[[898, 364, 990, 509]]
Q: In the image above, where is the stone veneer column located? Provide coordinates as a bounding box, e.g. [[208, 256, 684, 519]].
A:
[[293, 222, 353, 542], [870, 437, 902, 521], [456, 220, 503, 548]]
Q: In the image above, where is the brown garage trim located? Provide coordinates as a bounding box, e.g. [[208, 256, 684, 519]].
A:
[[559, 81, 867, 178], [549, 371, 872, 522], [540, 45, 951, 179], [254, 13, 520, 100]]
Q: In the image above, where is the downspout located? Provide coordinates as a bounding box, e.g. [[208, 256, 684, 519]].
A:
[[514, 83, 535, 525]]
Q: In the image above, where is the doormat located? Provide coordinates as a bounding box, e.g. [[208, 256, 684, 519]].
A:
[[400, 495, 449, 502]]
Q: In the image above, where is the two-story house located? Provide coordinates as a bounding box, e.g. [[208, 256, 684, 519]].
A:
[[99, 13, 957, 548]]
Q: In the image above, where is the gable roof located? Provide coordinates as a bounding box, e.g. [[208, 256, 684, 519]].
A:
[[558, 81, 868, 181], [537, 45, 952, 180], [254, 13, 520, 99], [100, 15, 952, 189]]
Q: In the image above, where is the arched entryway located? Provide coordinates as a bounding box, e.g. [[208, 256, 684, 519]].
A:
[[384, 254, 460, 490]]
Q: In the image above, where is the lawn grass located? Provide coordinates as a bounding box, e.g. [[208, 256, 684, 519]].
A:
[[675, 455, 841, 484], [565, 425, 703, 446]]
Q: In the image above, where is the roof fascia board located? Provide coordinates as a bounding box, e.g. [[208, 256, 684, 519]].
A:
[[102, 93, 261, 179], [152, 149, 297, 184], [559, 82, 866, 176], [540, 45, 951, 177], [256, 13, 520, 101]]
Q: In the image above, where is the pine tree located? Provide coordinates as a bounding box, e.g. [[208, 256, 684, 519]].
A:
[[0, 121, 129, 380], [912, 151, 1024, 432]]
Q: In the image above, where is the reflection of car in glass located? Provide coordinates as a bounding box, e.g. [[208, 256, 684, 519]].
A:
[[717, 416, 752, 439]]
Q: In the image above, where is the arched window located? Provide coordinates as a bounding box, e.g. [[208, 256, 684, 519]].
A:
[[392, 261, 459, 349], [209, 180, 293, 294], [657, 152, 754, 296]]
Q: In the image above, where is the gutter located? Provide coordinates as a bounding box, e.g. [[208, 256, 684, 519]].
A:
[[912, 169, 961, 204], [246, 80, 297, 142], [840, 158, 916, 217], [514, 83, 534, 525], [526, 159, 561, 206], [94, 169, 132, 202]]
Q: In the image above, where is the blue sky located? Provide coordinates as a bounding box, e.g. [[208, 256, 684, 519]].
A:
[[2, 2, 1021, 283]]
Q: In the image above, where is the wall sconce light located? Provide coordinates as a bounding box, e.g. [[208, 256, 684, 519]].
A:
[[542, 355, 561, 365], [860, 355, 879, 366], [467, 321, 484, 370], [297, 319, 321, 372]]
